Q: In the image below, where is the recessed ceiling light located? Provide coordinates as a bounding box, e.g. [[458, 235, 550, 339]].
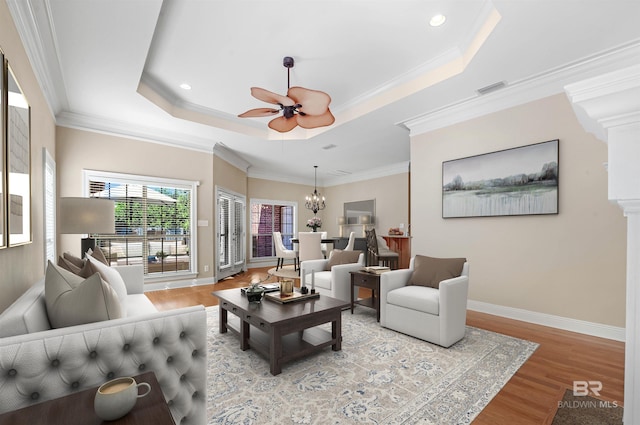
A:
[[179, 83, 192, 90], [429, 14, 446, 27]]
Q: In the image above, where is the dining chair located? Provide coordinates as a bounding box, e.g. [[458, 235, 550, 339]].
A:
[[366, 228, 399, 269], [297, 232, 324, 266], [273, 231, 298, 271], [320, 231, 329, 258], [345, 232, 356, 250]]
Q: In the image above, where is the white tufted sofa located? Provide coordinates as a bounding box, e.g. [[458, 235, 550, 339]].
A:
[[0, 265, 207, 424]]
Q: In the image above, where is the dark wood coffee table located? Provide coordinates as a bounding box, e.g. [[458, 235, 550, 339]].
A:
[[212, 288, 349, 375], [0, 372, 174, 425]]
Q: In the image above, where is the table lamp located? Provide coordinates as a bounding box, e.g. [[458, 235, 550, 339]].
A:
[[59, 197, 115, 256]]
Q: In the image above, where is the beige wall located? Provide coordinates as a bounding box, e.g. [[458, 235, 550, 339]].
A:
[[324, 173, 410, 238], [0, 2, 56, 312], [56, 127, 216, 279], [247, 177, 320, 257], [214, 155, 247, 196], [243, 174, 409, 265], [246, 173, 409, 254], [410, 93, 627, 327]]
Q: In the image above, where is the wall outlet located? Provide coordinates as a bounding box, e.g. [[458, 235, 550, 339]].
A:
[[204, 265, 209, 272]]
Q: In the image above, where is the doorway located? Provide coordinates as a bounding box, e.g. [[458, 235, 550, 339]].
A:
[[216, 187, 246, 280]]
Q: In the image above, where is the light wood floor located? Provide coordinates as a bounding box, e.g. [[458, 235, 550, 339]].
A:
[[145, 267, 625, 425]]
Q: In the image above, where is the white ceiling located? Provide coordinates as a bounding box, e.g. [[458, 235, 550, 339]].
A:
[[8, 0, 640, 185]]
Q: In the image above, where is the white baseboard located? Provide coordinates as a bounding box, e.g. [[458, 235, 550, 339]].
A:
[[467, 300, 625, 342], [143, 276, 216, 292]]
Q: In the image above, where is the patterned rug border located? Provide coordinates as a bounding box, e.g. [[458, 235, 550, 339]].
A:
[[205, 305, 538, 424]]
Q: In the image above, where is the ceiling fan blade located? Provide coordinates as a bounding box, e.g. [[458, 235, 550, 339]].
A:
[[268, 115, 299, 133], [238, 107, 281, 118], [296, 109, 336, 129], [287, 86, 331, 116], [251, 87, 295, 106]]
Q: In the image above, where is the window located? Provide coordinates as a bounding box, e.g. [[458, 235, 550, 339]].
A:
[[84, 170, 197, 278], [250, 199, 296, 260]]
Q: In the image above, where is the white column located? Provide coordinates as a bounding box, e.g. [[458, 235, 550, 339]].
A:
[[565, 64, 640, 424], [621, 200, 640, 425]]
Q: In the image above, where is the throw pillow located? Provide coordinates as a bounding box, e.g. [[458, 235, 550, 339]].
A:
[[326, 249, 361, 270], [408, 255, 466, 289], [62, 251, 85, 269], [86, 255, 128, 305], [86, 246, 110, 265], [44, 261, 122, 328], [57, 255, 92, 278]]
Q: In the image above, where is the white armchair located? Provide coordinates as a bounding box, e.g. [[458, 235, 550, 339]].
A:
[[379, 256, 469, 348], [300, 250, 365, 303]]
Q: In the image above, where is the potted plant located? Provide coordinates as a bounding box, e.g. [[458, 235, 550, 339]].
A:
[[246, 281, 265, 303]]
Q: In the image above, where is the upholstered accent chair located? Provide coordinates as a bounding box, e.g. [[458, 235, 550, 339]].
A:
[[273, 231, 297, 270], [366, 228, 399, 269], [300, 249, 365, 303], [379, 255, 469, 348]]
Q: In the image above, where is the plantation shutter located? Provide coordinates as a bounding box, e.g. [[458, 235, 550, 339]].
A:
[[43, 148, 56, 268]]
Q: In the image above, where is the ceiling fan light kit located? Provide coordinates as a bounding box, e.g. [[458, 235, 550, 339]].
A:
[[238, 56, 335, 133]]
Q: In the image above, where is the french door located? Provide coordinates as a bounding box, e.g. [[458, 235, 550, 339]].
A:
[[216, 187, 246, 280]]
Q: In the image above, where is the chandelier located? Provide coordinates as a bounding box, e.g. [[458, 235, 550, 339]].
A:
[[305, 166, 326, 214]]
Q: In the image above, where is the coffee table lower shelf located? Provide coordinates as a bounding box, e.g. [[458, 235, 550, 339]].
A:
[[225, 315, 336, 366]]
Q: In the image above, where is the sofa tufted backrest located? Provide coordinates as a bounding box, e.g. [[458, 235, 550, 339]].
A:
[[0, 305, 207, 424]]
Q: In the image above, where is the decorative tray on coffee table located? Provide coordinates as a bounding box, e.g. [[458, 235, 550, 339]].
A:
[[265, 290, 320, 304]]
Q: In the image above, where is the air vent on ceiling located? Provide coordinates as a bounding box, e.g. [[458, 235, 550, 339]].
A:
[[322, 144, 337, 150], [477, 81, 506, 95], [327, 169, 352, 176]]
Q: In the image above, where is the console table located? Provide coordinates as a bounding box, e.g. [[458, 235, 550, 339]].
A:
[[0, 372, 174, 425]]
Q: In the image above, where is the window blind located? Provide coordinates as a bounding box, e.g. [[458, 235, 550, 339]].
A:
[[86, 172, 195, 277]]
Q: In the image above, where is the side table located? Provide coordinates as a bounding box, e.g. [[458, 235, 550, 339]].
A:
[[0, 371, 175, 425], [350, 270, 381, 322]]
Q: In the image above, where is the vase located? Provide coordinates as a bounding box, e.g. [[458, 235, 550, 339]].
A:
[[312, 226, 318, 232]]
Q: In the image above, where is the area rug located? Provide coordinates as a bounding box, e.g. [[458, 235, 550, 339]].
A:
[[267, 265, 300, 280], [205, 306, 538, 424], [552, 390, 623, 425]]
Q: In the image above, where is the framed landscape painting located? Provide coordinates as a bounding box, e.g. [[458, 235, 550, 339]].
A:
[[442, 139, 559, 218]]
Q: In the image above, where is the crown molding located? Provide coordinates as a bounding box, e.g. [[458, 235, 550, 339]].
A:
[[56, 111, 216, 154], [213, 143, 251, 173], [6, 0, 68, 117], [401, 39, 640, 136], [565, 64, 640, 142]]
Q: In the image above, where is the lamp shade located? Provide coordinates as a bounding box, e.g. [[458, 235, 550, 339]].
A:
[[337, 216, 346, 225], [360, 215, 371, 224], [59, 197, 115, 234]]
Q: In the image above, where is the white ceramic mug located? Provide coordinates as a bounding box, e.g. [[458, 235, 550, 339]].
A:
[[94, 376, 151, 421]]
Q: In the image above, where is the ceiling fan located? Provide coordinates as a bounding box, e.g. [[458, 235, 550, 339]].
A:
[[238, 56, 335, 133]]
